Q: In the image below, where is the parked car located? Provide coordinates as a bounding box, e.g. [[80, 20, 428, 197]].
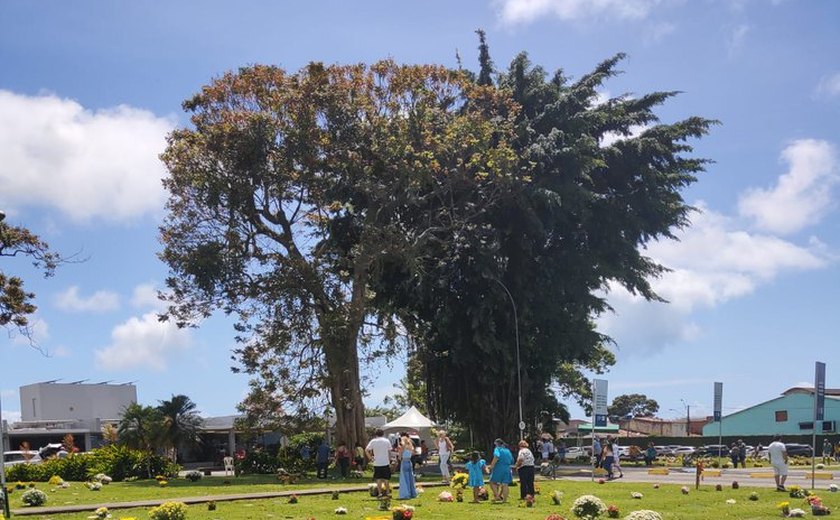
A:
[[3, 450, 42, 467], [756, 443, 812, 459], [695, 444, 731, 457], [673, 446, 696, 456], [654, 445, 674, 457]]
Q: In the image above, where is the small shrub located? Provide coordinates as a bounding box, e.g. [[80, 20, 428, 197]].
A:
[[148, 501, 188, 520], [21, 488, 47, 507], [207, 501, 216, 511], [715, 484, 722, 491], [185, 471, 202, 482]]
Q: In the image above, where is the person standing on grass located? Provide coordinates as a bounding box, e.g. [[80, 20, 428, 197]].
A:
[[436, 430, 455, 484], [465, 451, 486, 503], [514, 440, 536, 499], [335, 441, 351, 478], [486, 438, 514, 502], [823, 439, 833, 465], [354, 442, 366, 471], [609, 437, 624, 478], [593, 437, 603, 468], [366, 428, 393, 497], [644, 442, 657, 467], [398, 434, 418, 499], [737, 439, 747, 468], [315, 439, 331, 479], [768, 434, 789, 491]]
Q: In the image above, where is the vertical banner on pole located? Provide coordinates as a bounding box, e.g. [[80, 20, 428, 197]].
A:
[[713, 382, 723, 422], [593, 379, 609, 428], [812, 361, 826, 490], [815, 362, 826, 421]]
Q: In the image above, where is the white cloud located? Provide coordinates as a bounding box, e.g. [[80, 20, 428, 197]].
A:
[[601, 124, 649, 147], [497, 0, 669, 24], [131, 282, 165, 310], [727, 24, 751, 56], [95, 312, 192, 371], [599, 203, 828, 357], [51, 345, 72, 358], [816, 72, 840, 98], [54, 286, 120, 313], [643, 21, 676, 43], [738, 139, 838, 235], [0, 90, 175, 222]]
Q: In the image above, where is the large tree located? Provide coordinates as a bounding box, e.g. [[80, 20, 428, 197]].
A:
[[159, 61, 517, 446], [372, 44, 714, 446], [0, 211, 61, 342], [608, 393, 660, 419]]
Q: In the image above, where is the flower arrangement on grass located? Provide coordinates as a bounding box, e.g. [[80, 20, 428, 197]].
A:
[[807, 495, 831, 516], [450, 472, 469, 490], [21, 488, 47, 507], [335, 506, 348, 515], [155, 475, 166, 481], [631, 492, 643, 499], [369, 483, 380, 497], [606, 504, 620, 518], [391, 504, 414, 520], [184, 470, 202, 482], [624, 510, 663, 520], [415, 484, 424, 494], [288, 494, 299, 504], [455, 489, 463, 502], [817, 463, 825, 470], [88, 506, 111, 519], [652, 484, 659, 489], [598, 479, 606, 485], [379, 496, 392, 511], [349, 469, 364, 478], [148, 502, 187, 520], [731, 481, 739, 489], [715, 484, 722, 491], [48, 475, 64, 486], [93, 474, 112, 484], [725, 499, 736, 504], [571, 494, 607, 519], [830, 484, 838, 493], [437, 491, 454, 502], [749, 492, 759, 501], [158, 480, 168, 487], [524, 494, 535, 508], [207, 501, 216, 511], [552, 490, 564, 505], [85, 482, 102, 491], [545, 515, 567, 520], [332, 490, 341, 500], [680, 486, 689, 495], [14, 482, 26, 490], [787, 509, 806, 518], [788, 485, 806, 498]]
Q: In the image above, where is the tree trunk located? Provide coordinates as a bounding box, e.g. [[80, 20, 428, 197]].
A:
[[325, 335, 366, 448]]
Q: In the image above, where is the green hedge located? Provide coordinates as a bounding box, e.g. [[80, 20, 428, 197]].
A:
[[5, 445, 180, 482]]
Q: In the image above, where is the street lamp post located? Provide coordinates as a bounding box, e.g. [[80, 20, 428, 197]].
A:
[[493, 278, 524, 441], [680, 399, 691, 437]]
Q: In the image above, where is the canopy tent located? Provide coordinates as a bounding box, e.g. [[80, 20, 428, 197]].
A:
[[382, 406, 437, 431]]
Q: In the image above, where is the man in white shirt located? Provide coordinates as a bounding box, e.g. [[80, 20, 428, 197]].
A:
[[366, 428, 393, 496], [767, 434, 789, 491]]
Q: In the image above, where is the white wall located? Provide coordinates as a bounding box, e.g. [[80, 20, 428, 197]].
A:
[[20, 383, 137, 421]]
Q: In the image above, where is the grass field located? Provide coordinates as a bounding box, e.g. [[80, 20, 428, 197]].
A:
[[9, 479, 840, 519]]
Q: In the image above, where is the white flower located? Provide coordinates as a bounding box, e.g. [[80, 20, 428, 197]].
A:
[[438, 491, 454, 502], [788, 508, 807, 517], [726, 499, 736, 504], [334, 506, 348, 515], [571, 494, 607, 519], [680, 486, 689, 495], [631, 492, 643, 499], [829, 484, 838, 492]]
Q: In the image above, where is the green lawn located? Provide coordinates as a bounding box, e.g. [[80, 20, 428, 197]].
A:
[[11, 479, 840, 519]]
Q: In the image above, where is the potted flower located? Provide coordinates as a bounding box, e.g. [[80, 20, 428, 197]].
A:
[[570, 494, 607, 519], [607, 504, 620, 518]]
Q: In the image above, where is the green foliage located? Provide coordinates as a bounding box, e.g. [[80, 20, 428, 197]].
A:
[[235, 450, 279, 475], [20, 488, 47, 507], [276, 432, 324, 473], [0, 217, 63, 339], [4, 446, 177, 482], [156, 394, 203, 462], [148, 501, 188, 520], [608, 394, 660, 419]]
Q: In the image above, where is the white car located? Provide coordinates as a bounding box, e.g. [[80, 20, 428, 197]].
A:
[[3, 450, 43, 467], [672, 446, 696, 456]]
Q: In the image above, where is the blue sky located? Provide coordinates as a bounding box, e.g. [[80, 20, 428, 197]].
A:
[[1, 0, 839, 426]]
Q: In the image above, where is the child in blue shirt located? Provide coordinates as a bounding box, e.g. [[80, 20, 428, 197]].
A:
[[465, 451, 486, 503]]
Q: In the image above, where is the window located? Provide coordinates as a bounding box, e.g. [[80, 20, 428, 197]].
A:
[[775, 410, 788, 422]]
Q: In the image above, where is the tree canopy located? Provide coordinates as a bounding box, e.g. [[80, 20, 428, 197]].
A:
[[608, 393, 660, 419], [159, 60, 518, 447], [370, 44, 714, 446], [0, 212, 61, 342]]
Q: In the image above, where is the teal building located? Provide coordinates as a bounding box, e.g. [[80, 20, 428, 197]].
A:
[[702, 387, 840, 437]]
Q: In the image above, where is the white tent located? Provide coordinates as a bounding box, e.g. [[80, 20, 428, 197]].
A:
[[382, 406, 437, 431]]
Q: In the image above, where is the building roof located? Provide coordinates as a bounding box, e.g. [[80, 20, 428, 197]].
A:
[[782, 387, 840, 397]]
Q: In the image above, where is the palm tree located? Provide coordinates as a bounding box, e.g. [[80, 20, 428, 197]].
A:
[[118, 403, 163, 477], [157, 394, 203, 463]]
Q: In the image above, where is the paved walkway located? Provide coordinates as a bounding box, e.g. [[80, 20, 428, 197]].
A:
[[10, 466, 837, 516]]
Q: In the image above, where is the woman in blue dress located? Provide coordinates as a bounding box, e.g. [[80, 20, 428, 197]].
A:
[[398, 433, 417, 499], [486, 438, 513, 502]]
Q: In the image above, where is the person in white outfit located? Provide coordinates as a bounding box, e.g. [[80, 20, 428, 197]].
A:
[[437, 430, 455, 483], [767, 434, 789, 491]]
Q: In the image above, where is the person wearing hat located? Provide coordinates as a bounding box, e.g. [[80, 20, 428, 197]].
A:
[[486, 438, 514, 502], [513, 439, 536, 499]]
